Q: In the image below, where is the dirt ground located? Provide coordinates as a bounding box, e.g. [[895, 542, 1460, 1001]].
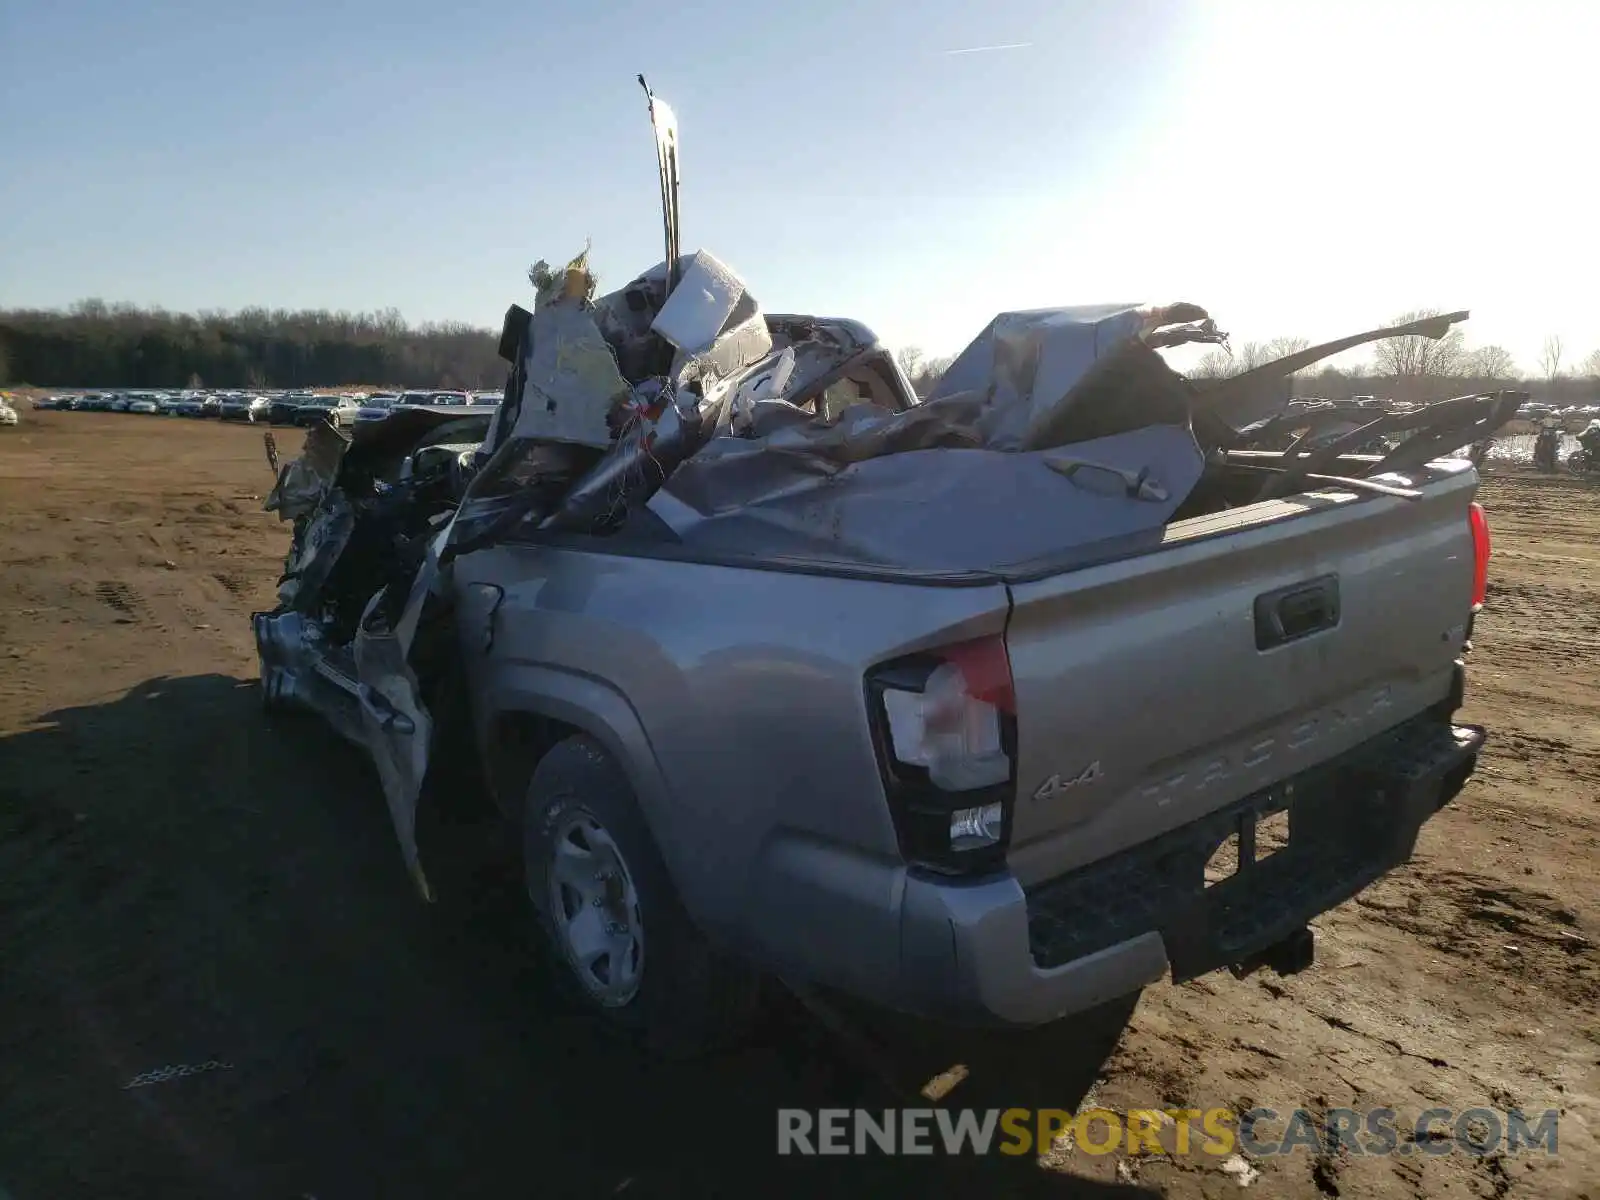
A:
[[2, 412, 1596, 1200]]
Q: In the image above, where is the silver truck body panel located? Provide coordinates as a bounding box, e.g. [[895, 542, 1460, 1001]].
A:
[[1005, 462, 1478, 885], [424, 456, 1483, 1020], [451, 542, 1012, 933]]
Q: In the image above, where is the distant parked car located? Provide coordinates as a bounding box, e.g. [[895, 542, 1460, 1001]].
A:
[[396, 390, 436, 408], [171, 398, 206, 417], [354, 393, 400, 424], [128, 398, 161, 415], [290, 397, 339, 427], [289, 396, 361, 428], [266, 397, 307, 425], [329, 397, 364, 427], [0, 397, 18, 427], [218, 395, 254, 420]]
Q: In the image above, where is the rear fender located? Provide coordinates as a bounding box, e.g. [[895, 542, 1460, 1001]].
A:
[[478, 666, 696, 919]]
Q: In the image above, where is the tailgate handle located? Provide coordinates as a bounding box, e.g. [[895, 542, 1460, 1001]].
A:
[[1255, 575, 1340, 649]]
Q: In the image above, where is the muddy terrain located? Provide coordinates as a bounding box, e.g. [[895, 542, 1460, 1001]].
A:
[[2, 412, 1596, 1199]]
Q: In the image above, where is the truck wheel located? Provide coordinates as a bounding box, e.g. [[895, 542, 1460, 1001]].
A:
[[522, 735, 758, 1056]]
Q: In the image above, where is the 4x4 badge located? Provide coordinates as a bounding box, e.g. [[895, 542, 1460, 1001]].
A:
[[1033, 761, 1104, 801]]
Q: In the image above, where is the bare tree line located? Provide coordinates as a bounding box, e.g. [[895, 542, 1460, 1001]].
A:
[[6, 297, 1598, 405], [893, 346, 956, 399], [0, 300, 505, 389]]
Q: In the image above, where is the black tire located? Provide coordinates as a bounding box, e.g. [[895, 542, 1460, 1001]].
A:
[[522, 735, 758, 1056]]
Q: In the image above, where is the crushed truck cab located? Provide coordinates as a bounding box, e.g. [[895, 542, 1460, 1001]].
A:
[[251, 81, 1511, 1050]]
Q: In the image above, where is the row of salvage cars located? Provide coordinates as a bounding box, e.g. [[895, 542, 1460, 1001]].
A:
[[31, 389, 500, 426], [253, 79, 1522, 1055]]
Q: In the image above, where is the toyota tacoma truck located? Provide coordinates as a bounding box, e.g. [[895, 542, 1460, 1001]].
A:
[[252, 82, 1514, 1054]]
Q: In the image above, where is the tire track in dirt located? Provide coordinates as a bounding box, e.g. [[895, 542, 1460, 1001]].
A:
[[1482, 580, 1600, 649], [93, 580, 147, 621], [1353, 867, 1596, 1005], [1478, 732, 1600, 800], [212, 572, 249, 599]]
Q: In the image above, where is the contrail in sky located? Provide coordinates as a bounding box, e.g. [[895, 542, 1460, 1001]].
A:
[[943, 41, 1033, 55]]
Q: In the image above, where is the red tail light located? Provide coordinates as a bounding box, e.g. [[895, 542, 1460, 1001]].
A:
[[866, 634, 1018, 873], [939, 635, 1016, 714], [1468, 501, 1490, 610]]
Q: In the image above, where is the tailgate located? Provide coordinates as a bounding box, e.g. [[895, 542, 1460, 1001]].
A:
[[1003, 468, 1479, 888]]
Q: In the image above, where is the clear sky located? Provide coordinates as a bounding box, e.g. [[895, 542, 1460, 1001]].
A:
[[2, 0, 1594, 370]]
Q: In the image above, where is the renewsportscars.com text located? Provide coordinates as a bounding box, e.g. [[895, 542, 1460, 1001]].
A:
[[777, 1106, 1560, 1158]]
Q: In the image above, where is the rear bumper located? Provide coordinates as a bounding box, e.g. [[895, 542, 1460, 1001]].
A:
[[1024, 716, 1484, 984], [751, 714, 1483, 1026]]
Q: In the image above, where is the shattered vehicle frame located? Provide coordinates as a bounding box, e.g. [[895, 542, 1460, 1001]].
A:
[[254, 80, 1515, 1053]]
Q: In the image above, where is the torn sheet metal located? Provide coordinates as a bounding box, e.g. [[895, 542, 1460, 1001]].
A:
[[353, 622, 435, 902], [715, 389, 987, 465], [351, 532, 445, 904], [531, 249, 772, 530], [691, 302, 1200, 471], [510, 284, 633, 449], [740, 315, 874, 417], [539, 300, 1215, 560], [653, 425, 1206, 574], [926, 303, 1222, 451], [620, 302, 1212, 567], [541, 383, 726, 533], [264, 421, 350, 521], [729, 346, 796, 430], [588, 260, 678, 384], [279, 491, 356, 609], [510, 244, 769, 456]]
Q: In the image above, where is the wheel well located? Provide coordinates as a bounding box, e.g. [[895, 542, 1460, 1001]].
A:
[[485, 711, 584, 817]]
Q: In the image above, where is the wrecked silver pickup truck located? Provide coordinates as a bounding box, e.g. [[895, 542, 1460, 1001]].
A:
[[254, 84, 1517, 1053]]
